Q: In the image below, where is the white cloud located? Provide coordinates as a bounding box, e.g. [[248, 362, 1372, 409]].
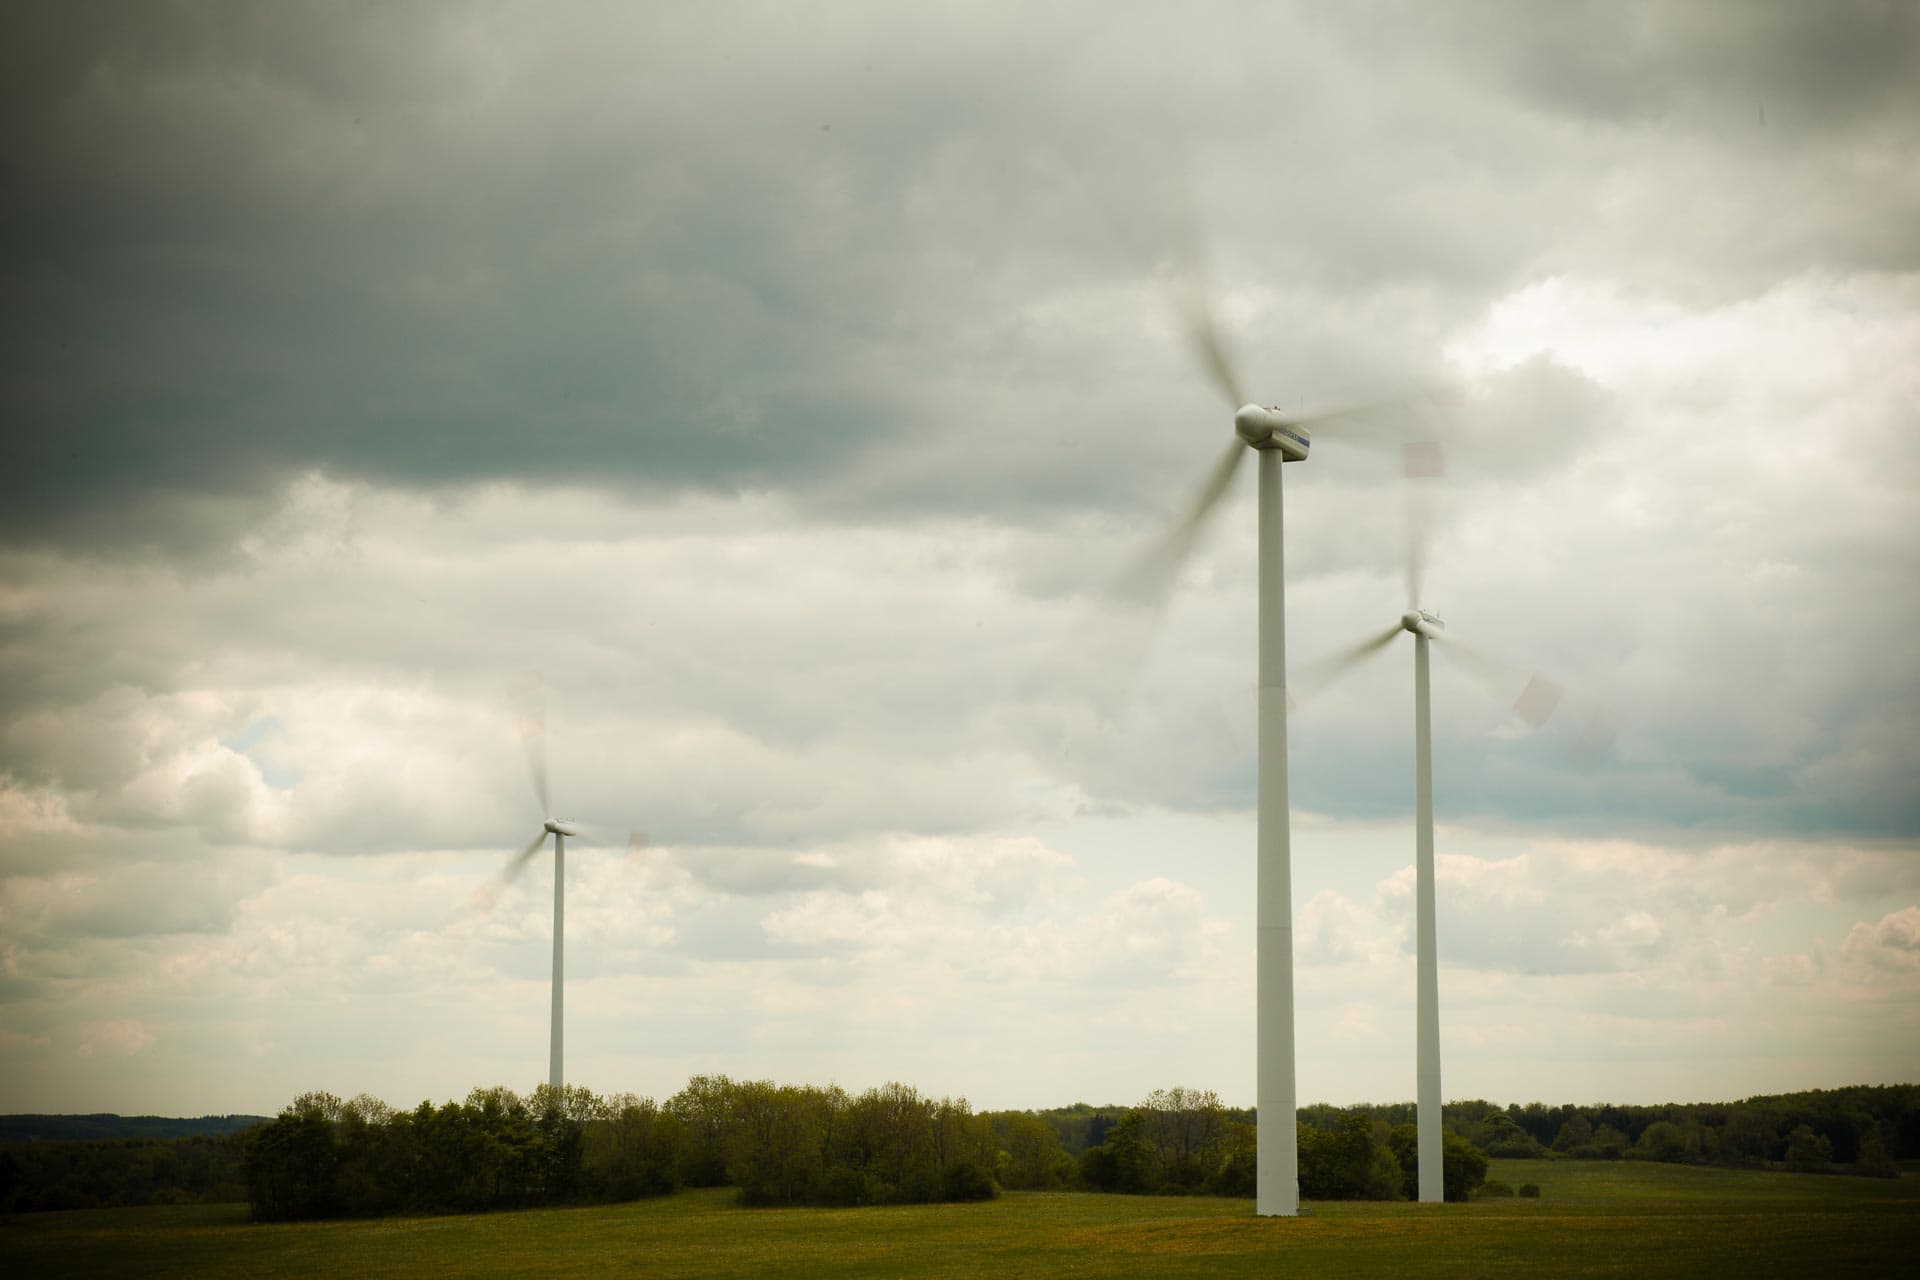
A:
[[1841, 906, 1920, 974], [77, 1020, 155, 1059]]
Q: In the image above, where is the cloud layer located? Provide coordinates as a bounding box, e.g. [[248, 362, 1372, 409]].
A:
[[1, 1, 1915, 1114]]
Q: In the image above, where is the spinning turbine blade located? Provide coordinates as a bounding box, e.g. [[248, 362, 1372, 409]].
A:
[[1404, 494, 1429, 610], [1402, 440, 1446, 478], [501, 830, 548, 883], [510, 677, 551, 817], [1290, 383, 1462, 444], [1110, 438, 1247, 608], [1165, 257, 1248, 410], [1511, 673, 1567, 730], [1401, 446, 1442, 609], [1290, 624, 1402, 705], [1439, 635, 1565, 729], [626, 831, 652, 859]]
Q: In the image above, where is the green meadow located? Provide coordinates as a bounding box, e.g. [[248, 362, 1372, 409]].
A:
[[5, 1159, 1915, 1279]]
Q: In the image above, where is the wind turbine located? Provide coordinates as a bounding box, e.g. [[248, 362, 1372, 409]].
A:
[[1124, 282, 1430, 1218], [499, 682, 582, 1093], [1290, 453, 1584, 1204]]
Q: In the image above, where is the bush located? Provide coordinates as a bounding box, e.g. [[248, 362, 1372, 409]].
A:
[[1209, 1140, 1257, 1198], [1519, 1183, 1541, 1198], [1476, 1179, 1515, 1198], [1784, 1124, 1833, 1174], [1301, 1112, 1402, 1201], [941, 1160, 997, 1202], [818, 1167, 885, 1207]]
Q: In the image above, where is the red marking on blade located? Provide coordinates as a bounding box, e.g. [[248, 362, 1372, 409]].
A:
[[1403, 441, 1445, 479], [1512, 674, 1564, 728]]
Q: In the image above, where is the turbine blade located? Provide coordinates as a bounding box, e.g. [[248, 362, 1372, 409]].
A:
[[1290, 625, 1403, 705], [1109, 439, 1247, 608], [1438, 637, 1563, 729], [1296, 382, 1464, 449], [501, 830, 549, 883], [509, 674, 550, 818], [1168, 267, 1248, 410], [626, 831, 652, 858], [1511, 672, 1567, 730], [1404, 477, 1432, 609]]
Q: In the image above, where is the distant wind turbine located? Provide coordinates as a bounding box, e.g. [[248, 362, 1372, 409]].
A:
[[1291, 450, 1595, 1203], [493, 679, 648, 1093]]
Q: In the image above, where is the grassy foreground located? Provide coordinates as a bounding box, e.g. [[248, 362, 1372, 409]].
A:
[[5, 1159, 1915, 1279]]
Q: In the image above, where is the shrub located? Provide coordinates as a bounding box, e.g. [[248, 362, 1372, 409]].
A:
[[1519, 1183, 1541, 1198], [818, 1167, 885, 1207], [1476, 1179, 1515, 1198], [941, 1160, 997, 1202]]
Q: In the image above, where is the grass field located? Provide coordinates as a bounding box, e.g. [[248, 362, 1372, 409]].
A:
[[5, 1159, 1915, 1279]]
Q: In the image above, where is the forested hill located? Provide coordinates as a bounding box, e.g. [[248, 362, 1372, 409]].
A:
[[0, 1114, 269, 1143]]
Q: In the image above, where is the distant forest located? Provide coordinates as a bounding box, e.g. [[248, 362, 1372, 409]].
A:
[[2, 1083, 1911, 1218], [0, 1114, 268, 1144]]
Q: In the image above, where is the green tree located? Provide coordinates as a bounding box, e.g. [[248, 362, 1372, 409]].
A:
[[244, 1107, 339, 1221], [1079, 1110, 1152, 1194], [582, 1093, 684, 1200], [667, 1075, 739, 1187], [1590, 1124, 1629, 1159], [993, 1112, 1072, 1190], [1634, 1120, 1689, 1163], [726, 1081, 830, 1206], [1854, 1125, 1898, 1179], [1552, 1113, 1594, 1154], [1139, 1087, 1226, 1191], [1301, 1111, 1400, 1201], [1785, 1124, 1833, 1174], [1392, 1125, 1489, 1201]]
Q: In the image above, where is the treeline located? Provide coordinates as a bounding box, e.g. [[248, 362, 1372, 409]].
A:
[[1396, 1085, 1914, 1175], [1021, 1084, 1919, 1202], [243, 1078, 1001, 1221], [7, 1082, 1911, 1219], [0, 1114, 267, 1144], [0, 1134, 249, 1212], [1062, 1088, 1490, 1201]]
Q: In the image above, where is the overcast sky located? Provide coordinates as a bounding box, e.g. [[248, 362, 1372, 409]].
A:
[[2, 0, 1917, 1119]]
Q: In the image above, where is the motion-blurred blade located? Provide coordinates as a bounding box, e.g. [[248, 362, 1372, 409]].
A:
[[1511, 673, 1566, 730], [509, 674, 550, 818], [626, 831, 652, 860], [1402, 440, 1446, 478], [1290, 625, 1403, 705], [1404, 484, 1430, 610], [1294, 382, 1464, 448], [1110, 439, 1247, 608], [1440, 637, 1564, 729], [1170, 269, 1248, 410], [502, 830, 549, 883]]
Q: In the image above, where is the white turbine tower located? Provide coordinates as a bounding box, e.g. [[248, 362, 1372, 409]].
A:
[[1122, 287, 1429, 1217]]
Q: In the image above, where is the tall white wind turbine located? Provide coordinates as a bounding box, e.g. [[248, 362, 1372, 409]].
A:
[[1121, 287, 1428, 1217]]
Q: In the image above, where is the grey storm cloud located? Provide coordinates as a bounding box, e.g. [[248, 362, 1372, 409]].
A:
[[7, 1, 1916, 553]]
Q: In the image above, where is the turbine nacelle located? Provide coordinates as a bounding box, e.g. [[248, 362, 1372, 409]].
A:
[[1234, 405, 1311, 461], [1402, 608, 1445, 638], [543, 818, 580, 838]]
